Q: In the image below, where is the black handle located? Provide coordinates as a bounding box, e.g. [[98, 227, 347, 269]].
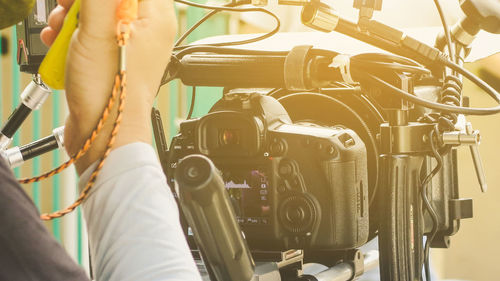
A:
[[175, 154, 255, 281], [178, 53, 287, 88], [175, 47, 342, 90]]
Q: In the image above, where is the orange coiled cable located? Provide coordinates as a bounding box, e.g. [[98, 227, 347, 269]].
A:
[[17, 76, 119, 184], [41, 70, 127, 220]]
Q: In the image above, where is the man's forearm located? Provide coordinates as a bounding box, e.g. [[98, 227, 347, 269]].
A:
[[80, 143, 201, 281]]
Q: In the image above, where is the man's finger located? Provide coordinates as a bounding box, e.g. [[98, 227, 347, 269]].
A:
[[57, 0, 75, 10], [40, 27, 58, 46], [47, 5, 66, 33], [79, 0, 120, 38]]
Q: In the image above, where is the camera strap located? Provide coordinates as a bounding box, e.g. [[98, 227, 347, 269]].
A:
[[17, 0, 138, 220]]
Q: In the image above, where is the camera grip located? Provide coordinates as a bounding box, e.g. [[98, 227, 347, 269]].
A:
[[378, 154, 425, 280], [175, 154, 255, 281], [178, 54, 286, 88]]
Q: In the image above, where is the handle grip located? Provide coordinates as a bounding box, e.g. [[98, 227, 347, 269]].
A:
[[175, 154, 255, 281]]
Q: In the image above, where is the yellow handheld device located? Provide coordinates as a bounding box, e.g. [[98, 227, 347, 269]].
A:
[[39, 0, 81, 90]]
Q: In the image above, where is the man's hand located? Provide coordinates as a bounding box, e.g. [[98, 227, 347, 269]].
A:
[[41, 0, 177, 174]]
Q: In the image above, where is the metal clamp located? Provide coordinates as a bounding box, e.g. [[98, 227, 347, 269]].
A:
[[277, 249, 304, 269]]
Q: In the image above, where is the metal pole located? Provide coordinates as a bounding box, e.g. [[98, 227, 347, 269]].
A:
[[313, 251, 379, 281]]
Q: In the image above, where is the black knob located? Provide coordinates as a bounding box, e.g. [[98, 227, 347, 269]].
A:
[[270, 137, 287, 156], [279, 160, 296, 178], [278, 193, 319, 234]]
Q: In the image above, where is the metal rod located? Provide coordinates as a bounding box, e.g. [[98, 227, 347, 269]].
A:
[[466, 123, 487, 192], [313, 250, 379, 281]]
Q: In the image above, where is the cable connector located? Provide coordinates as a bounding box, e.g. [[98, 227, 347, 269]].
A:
[[0, 76, 51, 150], [2, 126, 65, 168], [301, 2, 340, 33], [329, 54, 355, 85]]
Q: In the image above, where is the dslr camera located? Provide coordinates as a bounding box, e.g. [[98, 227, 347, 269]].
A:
[[167, 91, 369, 251]]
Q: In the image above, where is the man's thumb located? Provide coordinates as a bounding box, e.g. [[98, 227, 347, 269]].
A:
[[79, 0, 120, 38]]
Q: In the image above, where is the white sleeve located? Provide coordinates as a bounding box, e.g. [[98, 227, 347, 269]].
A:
[[79, 143, 202, 281]]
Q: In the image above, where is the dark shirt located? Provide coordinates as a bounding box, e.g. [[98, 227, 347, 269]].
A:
[[0, 158, 89, 281]]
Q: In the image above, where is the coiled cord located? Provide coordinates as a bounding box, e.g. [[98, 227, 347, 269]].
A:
[[439, 75, 463, 128]]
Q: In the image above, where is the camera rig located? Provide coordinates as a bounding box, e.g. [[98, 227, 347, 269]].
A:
[[1, 0, 500, 280]]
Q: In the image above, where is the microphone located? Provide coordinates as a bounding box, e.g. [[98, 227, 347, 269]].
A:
[[0, 0, 35, 29]]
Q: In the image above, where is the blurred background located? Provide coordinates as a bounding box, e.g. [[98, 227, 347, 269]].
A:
[[0, 0, 499, 280]]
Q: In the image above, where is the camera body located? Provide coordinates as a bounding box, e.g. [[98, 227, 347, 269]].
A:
[[17, 0, 57, 74], [167, 92, 369, 251]]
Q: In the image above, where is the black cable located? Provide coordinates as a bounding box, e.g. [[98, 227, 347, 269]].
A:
[[174, 0, 246, 47], [351, 59, 431, 75], [351, 52, 431, 75], [173, 0, 280, 49], [443, 59, 500, 103], [352, 52, 423, 67], [360, 70, 500, 115], [187, 86, 196, 119], [266, 88, 284, 98], [175, 10, 224, 48], [175, 0, 247, 11], [353, 51, 500, 116], [421, 129, 444, 281], [433, 0, 456, 64]]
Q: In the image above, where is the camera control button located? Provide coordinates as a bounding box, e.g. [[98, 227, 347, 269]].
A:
[[279, 162, 294, 177], [278, 184, 287, 193], [270, 138, 287, 156], [286, 207, 305, 223]]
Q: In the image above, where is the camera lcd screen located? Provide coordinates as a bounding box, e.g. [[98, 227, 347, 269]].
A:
[[222, 168, 271, 225]]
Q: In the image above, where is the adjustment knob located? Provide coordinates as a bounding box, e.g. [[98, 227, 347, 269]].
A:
[[270, 137, 287, 156], [279, 159, 297, 178], [460, 0, 500, 34], [278, 193, 319, 234]]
